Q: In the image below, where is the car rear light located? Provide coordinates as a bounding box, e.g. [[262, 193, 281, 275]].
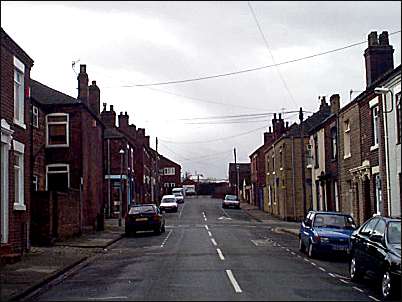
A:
[[313, 233, 320, 242], [153, 215, 160, 221]]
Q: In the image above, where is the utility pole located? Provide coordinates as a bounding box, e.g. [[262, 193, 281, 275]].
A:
[[119, 148, 125, 227], [299, 108, 307, 218], [156, 137, 160, 205], [234, 147, 240, 199]]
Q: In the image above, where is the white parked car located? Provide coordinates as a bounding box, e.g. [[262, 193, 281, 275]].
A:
[[160, 195, 178, 213], [173, 192, 184, 204], [222, 194, 241, 209]]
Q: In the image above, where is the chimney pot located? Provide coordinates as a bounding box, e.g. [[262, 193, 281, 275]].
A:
[[368, 31, 378, 46], [102, 103, 106, 111], [92, 80, 96, 85], [80, 64, 86, 73], [279, 113, 282, 120], [125, 111, 127, 115], [110, 105, 114, 111], [379, 31, 389, 45]]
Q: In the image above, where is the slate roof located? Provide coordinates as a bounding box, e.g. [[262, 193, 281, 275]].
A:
[[104, 127, 125, 139], [30, 79, 79, 105]]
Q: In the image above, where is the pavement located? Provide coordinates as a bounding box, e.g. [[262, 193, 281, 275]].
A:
[[240, 201, 300, 237], [0, 219, 125, 302], [0, 202, 301, 302]]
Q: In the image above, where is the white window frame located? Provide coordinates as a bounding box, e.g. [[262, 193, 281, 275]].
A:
[[374, 173, 382, 215], [13, 140, 25, 210], [32, 105, 39, 128], [334, 181, 339, 212], [13, 57, 26, 129], [46, 164, 70, 191], [371, 105, 379, 151], [344, 120, 351, 159], [46, 113, 69, 147], [33, 175, 39, 191]]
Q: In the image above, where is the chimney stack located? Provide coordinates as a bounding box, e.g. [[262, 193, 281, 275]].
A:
[[88, 80, 100, 116], [144, 135, 150, 148], [330, 94, 340, 114], [100, 104, 116, 128], [364, 31, 394, 88], [77, 64, 89, 104], [118, 112, 129, 130]]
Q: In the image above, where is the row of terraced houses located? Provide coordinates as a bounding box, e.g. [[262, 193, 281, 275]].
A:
[[0, 28, 181, 259], [249, 30, 401, 225]]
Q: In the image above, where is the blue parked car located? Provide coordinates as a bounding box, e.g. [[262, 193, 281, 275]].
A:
[[299, 211, 356, 258]]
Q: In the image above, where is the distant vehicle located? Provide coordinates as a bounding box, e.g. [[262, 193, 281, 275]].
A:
[[183, 185, 196, 196], [160, 195, 178, 213], [299, 211, 356, 258], [349, 215, 401, 300], [222, 194, 240, 209], [173, 192, 184, 204], [125, 204, 165, 236], [172, 187, 185, 196]]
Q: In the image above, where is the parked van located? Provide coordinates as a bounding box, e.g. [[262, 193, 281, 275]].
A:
[[172, 187, 185, 197]]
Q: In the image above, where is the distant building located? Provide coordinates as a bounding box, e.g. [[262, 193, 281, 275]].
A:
[[159, 155, 181, 196], [228, 163, 251, 196]]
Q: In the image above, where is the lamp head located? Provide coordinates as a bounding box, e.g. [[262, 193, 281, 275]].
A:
[[374, 87, 391, 95]]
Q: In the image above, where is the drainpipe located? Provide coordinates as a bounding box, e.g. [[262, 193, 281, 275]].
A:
[[291, 136, 296, 219], [107, 139, 111, 218], [382, 93, 393, 217]]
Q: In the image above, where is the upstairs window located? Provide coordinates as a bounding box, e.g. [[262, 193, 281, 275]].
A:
[[163, 167, 175, 175], [14, 56, 25, 127], [344, 120, 351, 158], [46, 114, 69, 147], [32, 105, 39, 128], [371, 105, 379, 148], [314, 134, 319, 168], [331, 127, 337, 160]]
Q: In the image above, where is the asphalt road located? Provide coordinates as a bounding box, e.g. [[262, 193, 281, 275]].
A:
[[33, 196, 386, 301]]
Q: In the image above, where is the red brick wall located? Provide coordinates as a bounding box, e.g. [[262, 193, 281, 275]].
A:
[[1, 32, 33, 253]]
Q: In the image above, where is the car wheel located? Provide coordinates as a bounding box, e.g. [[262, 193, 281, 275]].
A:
[[349, 256, 363, 282], [380, 269, 394, 300], [299, 238, 305, 252], [307, 241, 315, 258], [154, 227, 161, 235]]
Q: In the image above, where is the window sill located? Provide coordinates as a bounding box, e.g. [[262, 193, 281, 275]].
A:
[[344, 154, 351, 159], [13, 203, 26, 211], [13, 119, 26, 130], [370, 145, 379, 151], [46, 144, 69, 148], [306, 164, 312, 169]]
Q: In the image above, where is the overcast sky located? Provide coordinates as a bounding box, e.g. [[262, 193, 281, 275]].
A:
[[2, 1, 401, 179]]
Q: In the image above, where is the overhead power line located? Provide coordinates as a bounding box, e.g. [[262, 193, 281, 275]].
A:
[[247, 1, 298, 107], [159, 124, 268, 144], [108, 30, 400, 87]]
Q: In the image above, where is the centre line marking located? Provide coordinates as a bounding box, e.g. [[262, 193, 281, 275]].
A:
[[217, 248, 225, 260], [205, 225, 209, 230], [226, 270, 242, 293], [353, 286, 364, 293], [204, 217, 207, 221], [208, 231, 212, 237], [310, 262, 316, 266], [319, 267, 326, 272], [328, 273, 336, 278], [368, 296, 380, 301], [160, 230, 172, 248], [211, 238, 217, 246], [340, 279, 349, 284]]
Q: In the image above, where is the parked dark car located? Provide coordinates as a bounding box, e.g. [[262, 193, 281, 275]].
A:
[[299, 211, 356, 258], [125, 204, 165, 236], [349, 215, 401, 300]]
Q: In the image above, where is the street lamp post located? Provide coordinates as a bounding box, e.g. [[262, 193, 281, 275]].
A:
[[118, 148, 125, 227]]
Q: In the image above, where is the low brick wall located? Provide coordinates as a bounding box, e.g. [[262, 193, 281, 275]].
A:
[[31, 190, 81, 245]]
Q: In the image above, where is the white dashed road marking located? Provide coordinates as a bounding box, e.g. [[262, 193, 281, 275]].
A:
[[353, 286, 364, 293], [160, 230, 172, 248], [226, 270, 242, 293], [205, 225, 209, 230], [339, 279, 350, 284], [87, 297, 127, 300], [368, 295, 380, 301], [211, 238, 217, 246], [319, 267, 326, 272], [216, 248, 225, 260], [328, 273, 336, 278], [208, 231, 212, 237]]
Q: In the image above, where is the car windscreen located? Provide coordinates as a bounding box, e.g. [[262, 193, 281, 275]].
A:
[[162, 198, 176, 203], [225, 195, 238, 201], [313, 214, 355, 229], [387, 221, 401, 244], [173, 193, 182, 197], [129, 205, 155, 215]]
